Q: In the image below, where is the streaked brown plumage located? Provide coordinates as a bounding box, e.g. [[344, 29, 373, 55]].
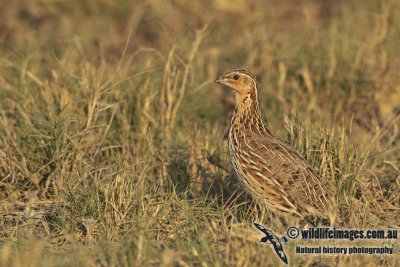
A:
[[215, 69, 336, 223]]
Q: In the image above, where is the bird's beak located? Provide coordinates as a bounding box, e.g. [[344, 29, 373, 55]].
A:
[[214, 75, 226, 84]]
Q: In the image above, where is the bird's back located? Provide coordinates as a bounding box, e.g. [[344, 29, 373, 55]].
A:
[[228, 103, 336, 220]]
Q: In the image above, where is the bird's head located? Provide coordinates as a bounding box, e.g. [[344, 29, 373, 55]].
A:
[[214, 69, 258, 104]]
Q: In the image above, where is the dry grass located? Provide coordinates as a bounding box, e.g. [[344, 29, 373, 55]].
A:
[[0, 0, 399, 266]]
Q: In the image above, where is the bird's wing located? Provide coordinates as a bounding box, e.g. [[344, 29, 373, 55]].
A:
[[274, 246, 288, 264], [242, 131, 335, 216], [269, 238, 288, 264], [254, 223, 275, 234], [254, 223, 267, 232]]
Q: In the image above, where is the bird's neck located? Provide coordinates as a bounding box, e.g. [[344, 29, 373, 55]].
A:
[[231, 91, 272, 136]]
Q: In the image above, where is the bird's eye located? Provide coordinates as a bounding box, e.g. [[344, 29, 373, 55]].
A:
[[233, 75, 240, 80]]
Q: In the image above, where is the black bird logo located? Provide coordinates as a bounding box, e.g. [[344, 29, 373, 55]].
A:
[[254, 223, 288, 264]]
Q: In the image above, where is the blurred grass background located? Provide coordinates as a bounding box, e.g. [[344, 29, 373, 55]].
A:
[[0, 0, 399, 266]]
